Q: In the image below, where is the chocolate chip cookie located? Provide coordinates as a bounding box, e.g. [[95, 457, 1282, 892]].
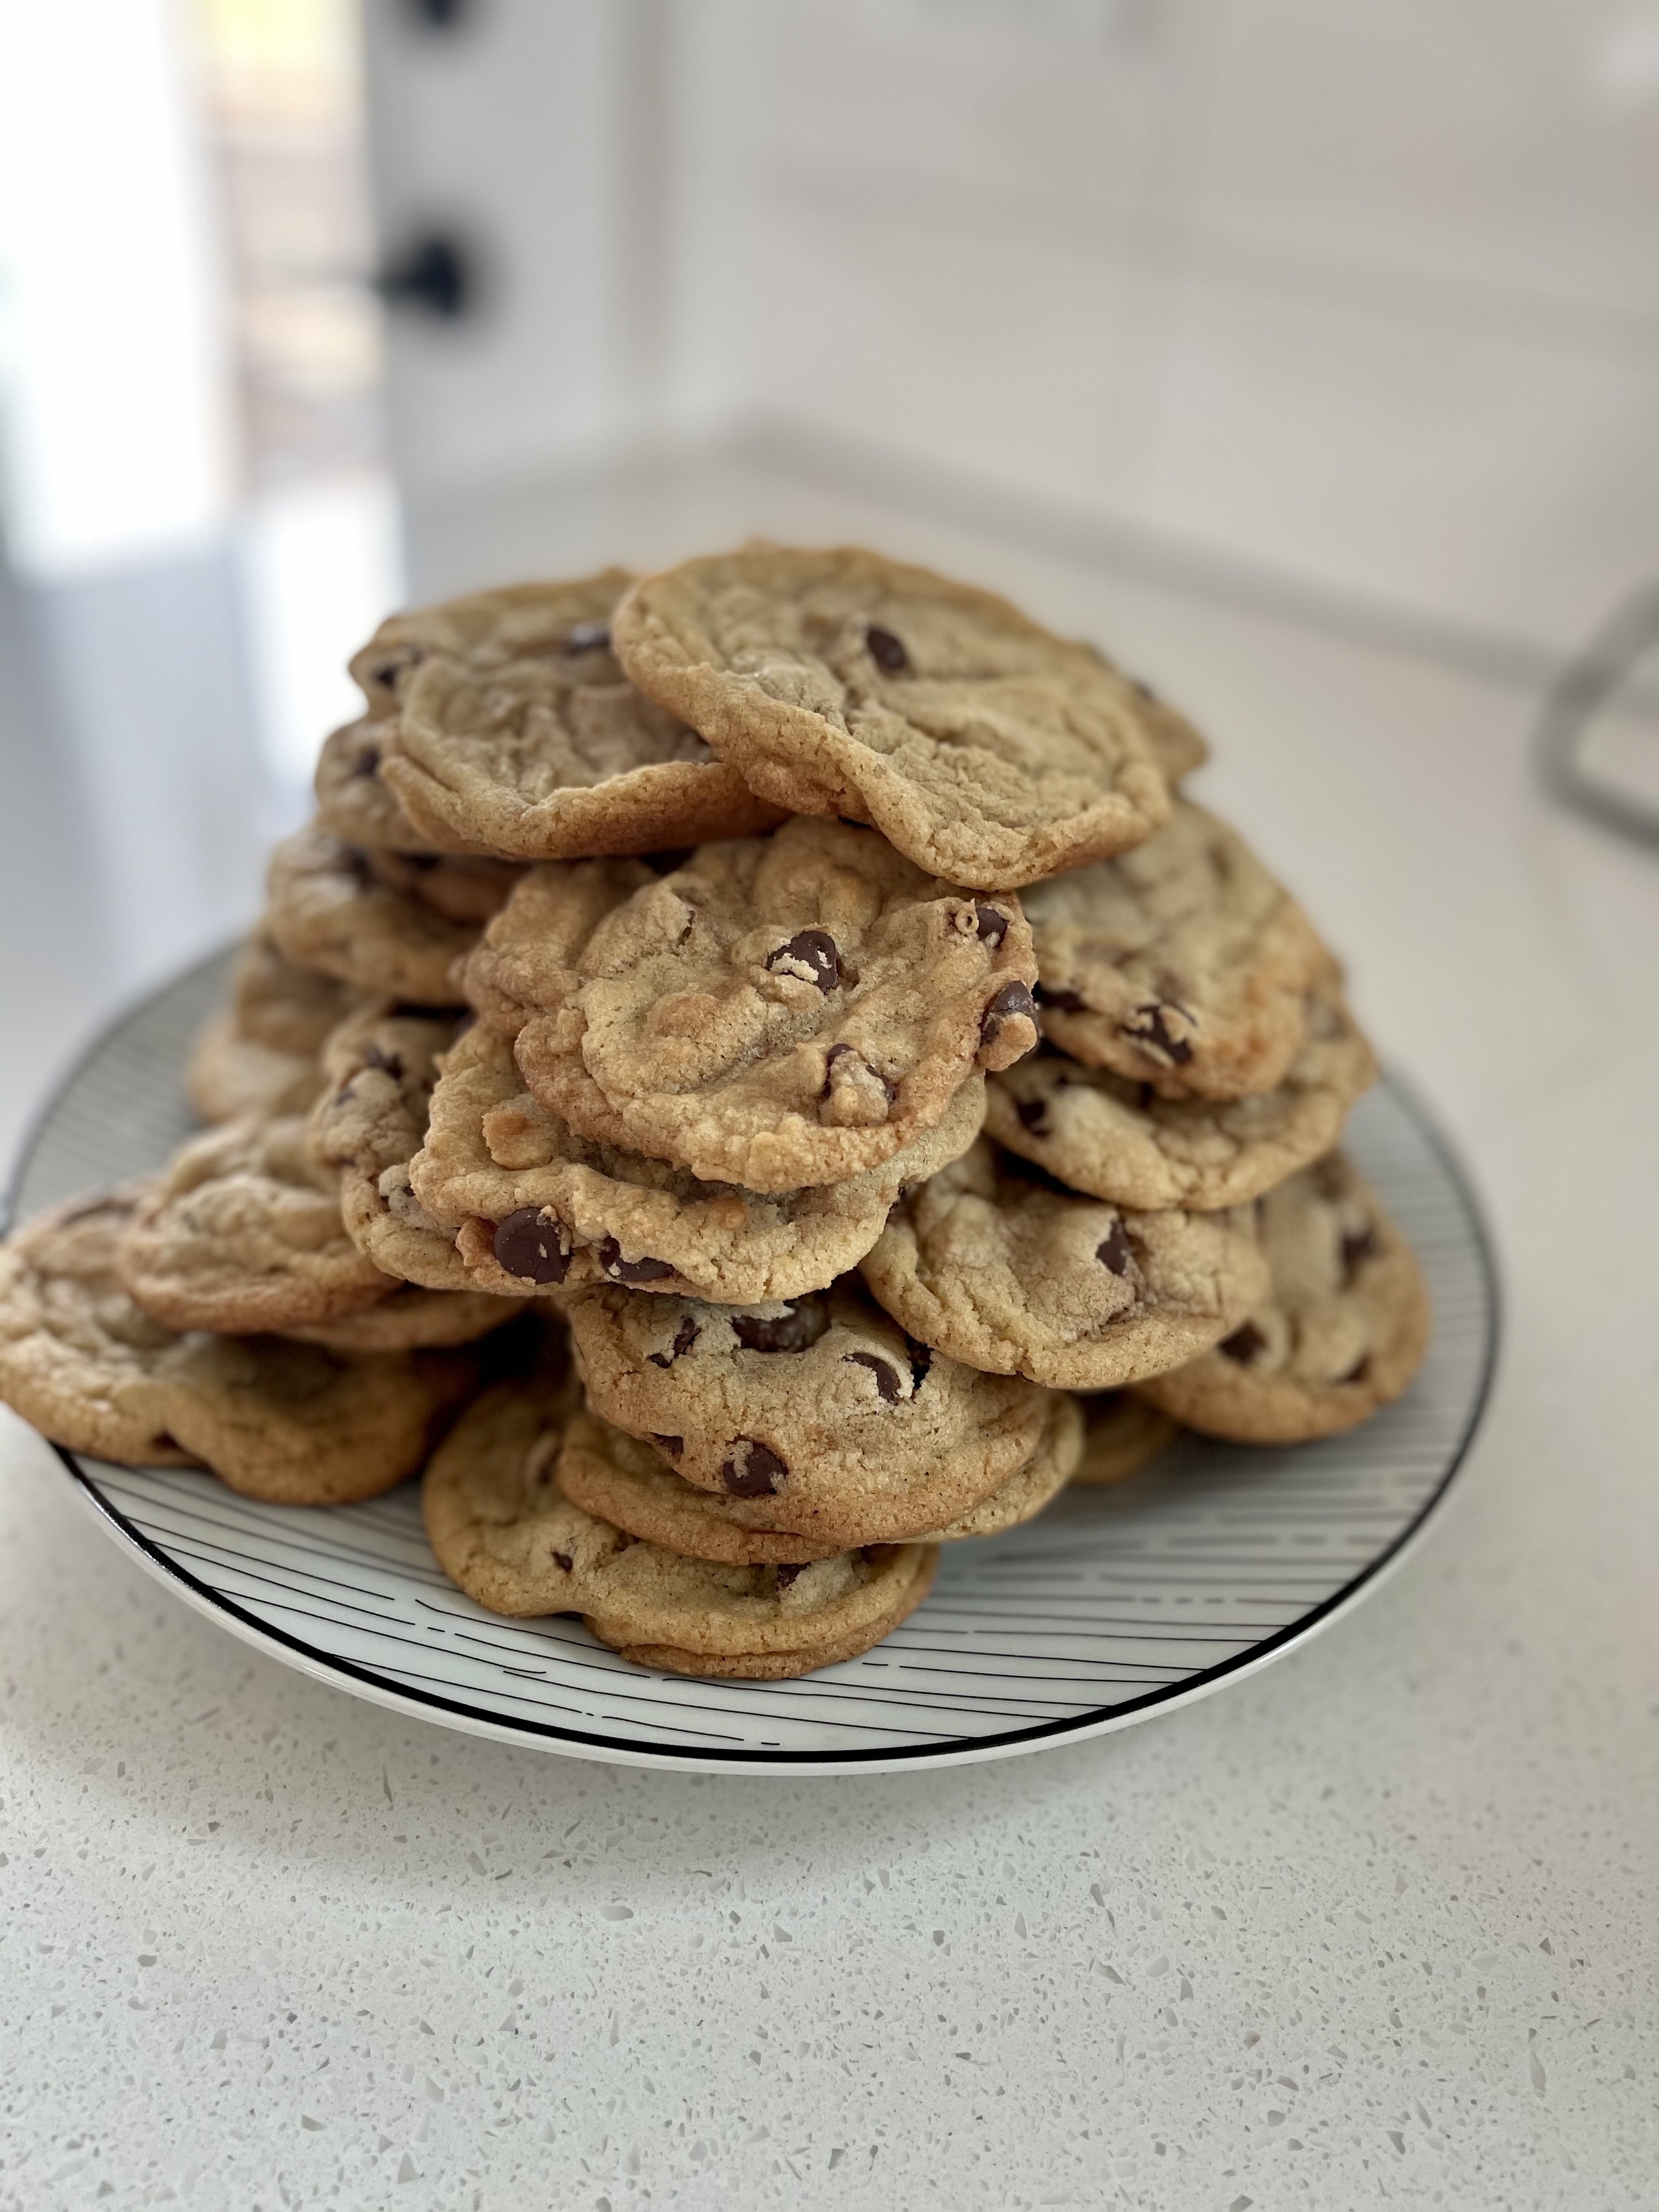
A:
[[0, 1190, 479, 1500], [564, 1273, 1056, 1544], [860, 1139, 1268, 1390], [423, 1378, 936, 1677], [985, 987, 1377, 1210], [1071, 1391, 1180, 1485], [1136, 1153, 1430, 1443], [555, 1388, 1081, 1561], [186, 935, 364, 1122], [314, 714, 456, 855], [0, 1190, 200, 1465], [265, 824, 496, 1005], [117, 1114, 396, 1333], [148, 1331, 481, 1505], [458, 855, 668, 1037], [611, 546, 1174, 889], [385, 627, 784, 860], [508, 817, 1038, 1191], [410, 1021, 986, 1305], [1022, 799, 1332, 1099], [305, 999, 482, 1293]]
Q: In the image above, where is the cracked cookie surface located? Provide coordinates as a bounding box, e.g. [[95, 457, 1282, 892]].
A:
[[508, 817, 1037, 1191], [1022, 799, 1331, 1100], [612, 545, 1175, 889], [265, 824, 503, 1005], [424, 1378, 936, 1678], [986, 987, 1376, 1209], [117, 1114, 396, 1333], [410, 1021, 987, 1306], [556, 1388, 1081, 1560], [860, 1138, 1267, 1391], [1136, 1153, 1430, 1443], [565, 1272, 1055, 1544]]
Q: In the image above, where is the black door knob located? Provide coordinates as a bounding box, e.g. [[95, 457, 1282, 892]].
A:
[[375, 232, 475, 320]]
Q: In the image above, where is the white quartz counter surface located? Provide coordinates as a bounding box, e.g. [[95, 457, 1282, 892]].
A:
[[4, 473, 1657, 2209]]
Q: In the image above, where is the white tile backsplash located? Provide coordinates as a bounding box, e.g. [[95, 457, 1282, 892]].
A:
[[724, 0, 1659, 652]]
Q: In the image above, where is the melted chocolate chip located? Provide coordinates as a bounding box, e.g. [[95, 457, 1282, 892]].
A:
[[1220, 1321, 1266, 1366], [732, 1302, 828, 1354], [646, 1316, 699, 1369], [598, 1238, 675, 1285], [652, 1433, 684, 1455], [552, 1550, 573, 1572], [1016, 1097, 1047, 1132], [1096, 1219, 1133, 1276], [772, 1563, 805, 1590], [974, 904, 1009, 947], [1122, 1000, 1196, 1066], [842, 1350, 902, 1402], [565, 621, 611, 655], [821, 1041, 898, 1105], [1034, 982, 1087, 1013], [865, 624, 909, 672], [373, 647, 422, 690], [1339, 1354, 1371, 1386], [722, 1438, 786, 1497], [1340, 1227, 1379, 1282], [981, 981, 1037, 1046], [492, 1207, 570, 1284], [766, 927, 841, 993], [363, 1045, 405, 1080]]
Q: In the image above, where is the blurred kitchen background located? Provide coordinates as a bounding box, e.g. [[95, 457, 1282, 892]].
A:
[[2, 0, 1657, 1159]]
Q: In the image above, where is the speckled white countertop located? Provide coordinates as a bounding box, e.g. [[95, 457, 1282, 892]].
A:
[[4, 471, 1658, 2209]]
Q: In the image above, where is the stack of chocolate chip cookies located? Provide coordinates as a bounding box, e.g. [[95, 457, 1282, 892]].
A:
[[0, 546, 1430, 1680]]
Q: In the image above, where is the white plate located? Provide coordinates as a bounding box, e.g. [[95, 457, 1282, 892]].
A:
[[9, 952, 1497, 1776]]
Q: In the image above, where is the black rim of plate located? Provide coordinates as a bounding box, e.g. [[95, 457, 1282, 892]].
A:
[[13, 951, 1500, 1772]]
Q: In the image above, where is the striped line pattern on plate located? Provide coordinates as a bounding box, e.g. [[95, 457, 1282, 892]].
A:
[[12, 954, 1496, 1767]]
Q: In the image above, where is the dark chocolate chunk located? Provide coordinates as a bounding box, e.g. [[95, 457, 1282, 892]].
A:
[[372, 646, 423, 691], [974, 904, 1009, 948], [652, 1433, 684, 1455], [565, 620, 612, 656], [981, 980, 1037, 1048], [646, 1316, 700, 1369], [772, 1563, 805, 1590], [1016, 1097, 1047, 1133], [1034, 983, 1087, 1013], [363, 1045, 405, 1080], [1121, 1000, 1196, 1067], [492, 1207, 570, 1284], [722, 1438, 786, 1497], [821, 1041, 898, 1105], [865, 624, 909, 673], [1095, 1219, 1133, 1276], [1340, 1227, 1379, 1282], [766, 928, 841, 993], [732, 1301, 828, 1354], [1219, 1321, 1266, 1366], [842, 1350, 902, 1402], [348, 742, 382, 779], [552, 1550, 573, 1572], [597, 1238, 676, 1285]]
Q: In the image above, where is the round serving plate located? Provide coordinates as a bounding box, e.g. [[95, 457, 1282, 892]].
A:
[[8, 951, 1498, 1776]]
